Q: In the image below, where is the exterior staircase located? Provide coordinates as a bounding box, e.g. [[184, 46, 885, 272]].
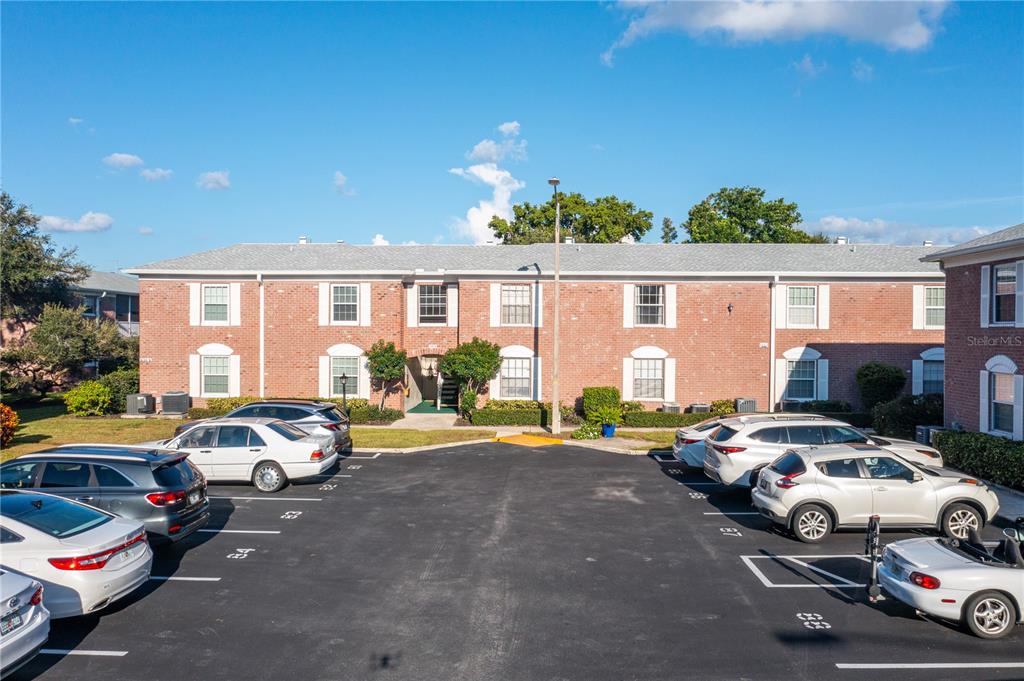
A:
[[439, 378, 460, 411]]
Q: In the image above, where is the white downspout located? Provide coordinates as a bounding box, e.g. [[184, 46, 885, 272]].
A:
[[258, 273, 265, 398], [768, 275, 778, 412]]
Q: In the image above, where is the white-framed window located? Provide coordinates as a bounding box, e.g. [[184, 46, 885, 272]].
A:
[[202, 356, 230, 396], [923, 360, 944, 395], [633, 358, 665, 400], [990, 372, 1015, 434], [992, 263, 1016, 325], [786, 360, 816, 400], [924, 286, 945, 328], [202, 284, 229, 323], [331, 356, 359, 397], [331, 284, 359, 323], [418, 284, 447, 324], [500, 358, 532, 399], [81, 295, 100, 318], [787, 286, 817, 327], [634, 285, 665, 326], [501, 284, 532, 325]]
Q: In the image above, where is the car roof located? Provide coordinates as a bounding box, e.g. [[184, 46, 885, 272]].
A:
[[233, 400, 332, 409], [184, 417, 281, 427], [718, 414, 835, 428], [799, 443, 888, 461], [15, 444, 186, 467]]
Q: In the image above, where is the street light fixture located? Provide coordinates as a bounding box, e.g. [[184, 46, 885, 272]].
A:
[[340, 373, 349, 412], [548, 177, 561, 435]]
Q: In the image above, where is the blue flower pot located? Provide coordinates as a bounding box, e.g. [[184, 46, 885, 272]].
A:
[[601, 423, 617, 438]]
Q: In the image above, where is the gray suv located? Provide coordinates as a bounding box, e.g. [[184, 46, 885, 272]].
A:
[[174, 399, 352, 452], [0, 445, 210, 545]]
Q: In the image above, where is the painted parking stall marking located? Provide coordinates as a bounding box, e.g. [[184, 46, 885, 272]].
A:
[[209, 496, 323, 502], [280, 510, 302, 520], [39, 649, 128, 657], [150, 576, 222, 582], [741, 554, 870, 589], [835, 662, 1024, 670], [197, 529, 281, 535], [226, 548, 256, 560], [796, 612, 831, 630], [719, 527, 743, 537]]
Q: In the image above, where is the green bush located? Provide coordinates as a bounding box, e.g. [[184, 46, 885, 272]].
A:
[[620, 401, 643, 414], [817, 412, 873, 428], [98, 368, 139, 414], [709, 399, 736, 416], [872, 394, 943, 439], [933, 431, 1024, 491], [856, 361, 907, 410], [205, 396, 261, 415], [186, 407, 219, 419], [590, 405, 622, 426], [459, 385, 477, 416], [64, 381, 113, 416], [194, 396, 401, 424], [582, 387, 620, 421], [571, 423, 601, 440], [348, 402, 402, 424], [485, 400, 545, 410], [620, 411, 712, 428], [800, 399, 852, 413], [471, 409, 544, 426]]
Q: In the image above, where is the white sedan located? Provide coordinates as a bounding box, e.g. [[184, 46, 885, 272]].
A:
[[0, 490, 152, 619], [165, 417, 338, 493], [672, 416, 731, 467], [0, 569, 49, 678]]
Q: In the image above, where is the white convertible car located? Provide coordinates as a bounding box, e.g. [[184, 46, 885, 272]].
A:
[[879, 519, 1024, 639]]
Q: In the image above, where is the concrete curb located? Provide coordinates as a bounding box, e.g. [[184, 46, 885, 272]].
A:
[[349, 438, 499, 454]]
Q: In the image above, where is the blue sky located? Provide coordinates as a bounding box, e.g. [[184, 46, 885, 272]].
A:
[[3, 1, 1022, 272]]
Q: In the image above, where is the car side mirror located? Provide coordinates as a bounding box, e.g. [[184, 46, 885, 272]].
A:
[[1004, 527, 1023, 542], [910, 472, 923, 483]]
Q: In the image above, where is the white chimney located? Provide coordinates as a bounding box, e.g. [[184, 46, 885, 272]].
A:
[[835, 236, 848, 245], [922, 239, 933, 246], [298, 235, 309, 244]]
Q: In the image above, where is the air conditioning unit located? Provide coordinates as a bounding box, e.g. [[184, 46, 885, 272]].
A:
[[161, 391, 191, 414], [780, 400, 802, 413], [689, 403, 711, 413], [735, 398, 757, 413], [126, 393, 155, 415], [662, 402, 681, 414], [917, 425, 945, 446]]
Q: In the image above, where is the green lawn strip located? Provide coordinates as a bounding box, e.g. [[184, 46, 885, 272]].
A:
[[350, 428, 496, 449], [3, 412, 180, 460], [615, 429, 676, 449]]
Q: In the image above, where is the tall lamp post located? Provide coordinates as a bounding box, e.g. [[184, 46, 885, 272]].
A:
[[548, 177, 561, 435], [340, 373, 349, 413]]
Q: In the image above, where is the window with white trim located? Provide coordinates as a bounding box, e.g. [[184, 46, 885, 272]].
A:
[[202, 285, 229, 323], [924, 286, 945, 328], [202, 356, 230, 395], [81, 295, 99, 318], [922, 360, 944, 395], [634, 285, 665, 326], [786, 360, 816, 399], [501, 284, 532, 325], [500, 358, 532, 399], [331, 285, 358, 323], [633, 358, 664, 400], [787, 286, 817, 327], [992, 264, 1016, 324], [331, 356, 359, 397], [991, 372, 1015, 434], [418, 285, 447, 324]]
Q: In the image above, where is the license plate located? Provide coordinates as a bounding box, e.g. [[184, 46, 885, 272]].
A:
[[188, 491, 201, 505], [759, 477, 769, 491], [0, 612, 23, 636]]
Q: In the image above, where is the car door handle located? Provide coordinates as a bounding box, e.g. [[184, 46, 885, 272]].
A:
[[249, 448, 262, 452], [874, 487, 887, 492], [199, 449, 212, 453], [76, 496, 95, 502]]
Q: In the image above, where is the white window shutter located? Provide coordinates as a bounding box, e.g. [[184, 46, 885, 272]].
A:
[[189, 284, 201, 326], [1016, 262, 1024, 328], [817, 285, 829, 330], [912, 285, 925, 330], [318, 356, 330, 398], [360, 283, 372, 326], [979, 370, 990, 433], [358, 356, 371, 399], [775, 285, 788, 329], [228, 355, 241, 397], [623, 284, 634, 328], [229, 283, 241, 326], [816, 359, 829, 400], [533, 357, 542, 401], [663, 358, 676, 402], [489, 283, 501, 327], [665, 285, 677, 329], [980, 265, 991, 328], [622, 357, 634, 400], [911, 359, 924, 395], [189, 354, 200, 396], [1014, 375, 1024, 440], [775, 359, 789, 404], [534, 283, 543, 327], [406, 285, 418, 327], [318, 283, 330, 326], [447, 286, 459, 327]]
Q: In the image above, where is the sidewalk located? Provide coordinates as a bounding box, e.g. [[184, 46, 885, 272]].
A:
[[992, 482, 1024, 522]]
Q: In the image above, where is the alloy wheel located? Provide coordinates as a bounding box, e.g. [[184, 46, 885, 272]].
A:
[[948, 509, 979, 538], [972, 598, 1011, 636], [798, 511, 828, 540], [255, 465, 281, 491]]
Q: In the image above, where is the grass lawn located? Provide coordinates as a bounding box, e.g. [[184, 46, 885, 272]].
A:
[[615, 429, 676, 449], [351, 428, 496, 449]]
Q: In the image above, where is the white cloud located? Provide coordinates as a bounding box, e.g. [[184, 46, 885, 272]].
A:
[[498, 121, 520, 136], [333, 170, 355, 196], [138, 226, 154, 235], [793, 53, 826, 78], [68, 117, 83, 127], [371, 233, 390, 246], [467, 121, 528, 163], [140, 168, 173, 181], [40, 211, 114, 233], [449, 163, 526, 244], [811, 215, 990, 245], [197, 170, 230, 190], [103, 152, 144, 169], [602, 1, 950, 65], [852, 57, 875, 82]]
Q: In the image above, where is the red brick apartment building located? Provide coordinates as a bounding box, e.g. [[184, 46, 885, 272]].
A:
[[923, 223, 1024, 439], [125, 242, 944, 413]]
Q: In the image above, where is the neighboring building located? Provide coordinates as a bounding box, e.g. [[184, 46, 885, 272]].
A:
[[75, 272, 141, 337], [923, 224, 1024, 439], [125, 241, 944, 412]]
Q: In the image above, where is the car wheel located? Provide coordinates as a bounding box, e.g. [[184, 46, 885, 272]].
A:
[[792, 505, 832, 543], [252, 462, 287, 493], [963, 591, 1016, 639], [942, 503, 982, 539]]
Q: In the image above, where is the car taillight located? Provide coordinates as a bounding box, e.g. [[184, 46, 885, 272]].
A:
[[168, 524, 183, 535], [310, 449, 325, 461], [146, 490, 186, 506], [30, 585, 43, 606], [916, 449, 941, 459], [321, 423, 339, 431], [775, 472, 804, 489], [712, 444, 746, 454], [909, 572, 941, 589], [681, 438, 701, 445], [48, 530, 147, 571]]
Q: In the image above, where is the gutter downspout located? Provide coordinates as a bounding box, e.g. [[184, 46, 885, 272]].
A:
[[768, 275, 778, 412], [258, 273, 265, 398]]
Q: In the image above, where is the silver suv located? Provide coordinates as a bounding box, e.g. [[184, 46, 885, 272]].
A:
[[752, 444, 1000, 543], [702, 415, 943, 488]]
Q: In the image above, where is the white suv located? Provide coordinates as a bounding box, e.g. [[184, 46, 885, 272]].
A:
[[702, 415, 942, 488], [672, 414, 826, 468], [752, 444, 1000, 543]]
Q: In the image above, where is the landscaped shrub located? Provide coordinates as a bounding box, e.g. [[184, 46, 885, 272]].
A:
[[471, 409, 544, 426], [856, 361, 907, 411], [0, 404, 19, 449], [933, 430, 1024, 491], [204, 396, 261, 415], [98, 367, 139, 414], [817, 412, 873, 428], [709, 399, 736, 416], [459, 385, 477, 416], [485, 400, 545, 410], [582, 387, 620, 421], [194, 396, 401, 424], [620, 401, 643, 414], [186, 407, 219, 419], [347, 401, 402, 424], [620, 411, 711, 428], [64, 381, 113, 416], [872, 394, 943, 439], [571, 422, 601, 440], [799, 399, 852, 413]]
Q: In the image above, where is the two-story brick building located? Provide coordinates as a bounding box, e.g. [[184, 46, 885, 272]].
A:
[[923, 223, 1024, 439], [125, 241, 944, 413]]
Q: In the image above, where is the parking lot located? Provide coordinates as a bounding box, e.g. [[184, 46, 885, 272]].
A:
[[12, 442, 1023, 681]]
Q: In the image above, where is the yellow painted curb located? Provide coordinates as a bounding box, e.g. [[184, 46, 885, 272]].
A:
[[491, 434, 565, 447]]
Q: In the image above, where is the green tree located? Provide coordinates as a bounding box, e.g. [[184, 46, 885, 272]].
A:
[[1, 192, 88, 325], [438, 337, 502, 413], [660, 217, 677, 244], [682, 186, 831, 244], [489, 193, 653, 244], [366, 339, 408, 410]]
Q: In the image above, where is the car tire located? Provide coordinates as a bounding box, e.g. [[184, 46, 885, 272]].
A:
[[791, 504, 832, 543], [963, 591, 1016, 639], [252, 462, 287, 493], [941, 503, 982, 540]]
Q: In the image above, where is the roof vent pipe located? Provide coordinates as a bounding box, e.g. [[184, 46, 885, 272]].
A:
[[922, 239, 933, 246], [835, 236, 848, 245], [298, 235, 309, 244]]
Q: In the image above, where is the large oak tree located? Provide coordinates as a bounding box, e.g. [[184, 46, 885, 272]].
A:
[[682, 186, 830, 244], [489, 193, 653, 244]]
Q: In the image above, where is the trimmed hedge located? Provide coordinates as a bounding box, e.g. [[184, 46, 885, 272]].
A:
[[872, 394, 943, 439], [933, 431, 1024, 491], [799, 399, 852, 413], [582, 387, 620, 421], [470, 402, 577, 427], [187, 396, 401, 424], [817, 411, 873, 428], [620, 411, 712, 428]]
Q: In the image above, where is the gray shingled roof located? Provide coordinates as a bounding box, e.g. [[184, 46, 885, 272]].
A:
[[75, 271, 139, 294], [124, 242, 942, 276], [922, 223, 1024, 262]]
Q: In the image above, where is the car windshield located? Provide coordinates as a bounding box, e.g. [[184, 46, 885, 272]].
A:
[[0, 491, 111, 538], [154, 458, 202, 487], [268, 422, 308, 441], [770, 452, 806, 477], [709, 426, 738, 442], [692, 419, 721, 432], [317, 407, 347, 423]]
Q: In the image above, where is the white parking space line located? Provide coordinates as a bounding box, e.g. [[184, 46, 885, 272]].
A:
[[150, 576, 222, 582], [197, 529, 281, 534], [782, 556, 861, 587], [346, 452, 381, 459], [40, 649, 128, 657], [310, 473, 353, 479], [209, 496, 322, 502], [703, 511, 759, 515], [680, 482, 720, 486], [836, 663, 1024, 670], [741, 554, 868, 589]]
